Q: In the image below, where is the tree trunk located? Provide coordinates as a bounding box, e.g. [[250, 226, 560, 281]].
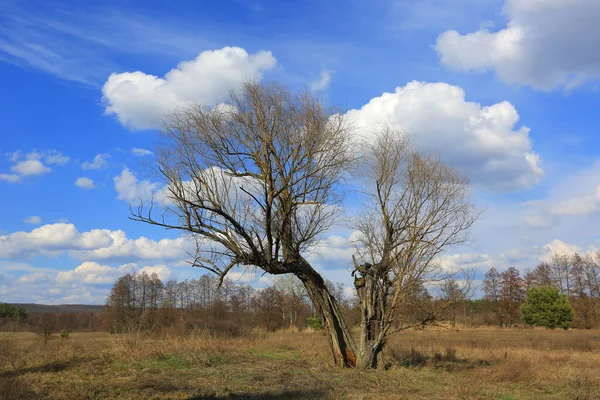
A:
[[295, 260, 357, 367], [355, 272, 387, 369], [356, 340, 384, 369]]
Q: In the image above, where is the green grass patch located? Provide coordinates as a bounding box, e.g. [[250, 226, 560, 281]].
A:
[[247, 347, 301, 360], [134, 354, 190, 371]]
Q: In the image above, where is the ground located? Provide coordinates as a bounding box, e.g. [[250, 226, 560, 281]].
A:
[[1, 328, 599, 399]]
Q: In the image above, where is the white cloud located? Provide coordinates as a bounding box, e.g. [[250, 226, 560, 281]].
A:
[[11, 159, 51, 176], [23, 216, 42, 224], [114, 168, 162, 202], [56, 261, 136, 285], [0, 223, 114, 259], [227, 269, 257, 283], [102, 46, 277, 130], [0, 222, 191, 262], [525, 159, 600, 226], [344, 81, 543, 190], [82, 153, 110, 170], [132, 148, 153, 157], [0, 150, 68, 183], [43, 150, 70, 165], [302, 232, 359, 272], [69, 231, 191, 262], [1, 262, 173, 304], [75, 177, 96, 189], [539, 239, 582, 262], [435, 0, 600, 89], [139, 264, 172, 281], [438, 253, 494, 273], [0, 173, 20, 182], [310, 70, 331, 91]]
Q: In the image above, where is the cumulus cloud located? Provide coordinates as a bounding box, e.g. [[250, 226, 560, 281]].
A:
[[69, 231, 191, 262], [305, 233, 356, 270], [12, 159, 51, 176], [0, 223, 190, 262], [114, 168, 162, 202], [344, 81, 543, 190], [1, 262, 173, 304], [82, 154, 110, 170], [102, 46, 277, 130], [56, 261, 136, 285], [0, 150, 68, 183], [538, 239, 582, 262], [435, 0, 600, 89], [75, 177, 96, 189], [132, 148, 153, 157], [0, 223, 114, 259], [438, 253, 494, 273]]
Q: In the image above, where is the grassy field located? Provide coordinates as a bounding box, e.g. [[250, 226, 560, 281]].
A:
[[1, 327, 599, 399]]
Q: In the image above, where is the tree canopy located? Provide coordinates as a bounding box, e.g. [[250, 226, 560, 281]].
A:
[[521, 286, 573, 330]]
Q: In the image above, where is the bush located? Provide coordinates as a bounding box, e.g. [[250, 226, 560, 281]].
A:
[[306, 316, 323, 331], [521, 286, 573, 329], [60, 328, 70, 339]]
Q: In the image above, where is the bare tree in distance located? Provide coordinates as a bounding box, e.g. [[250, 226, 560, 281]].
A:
[[131, 82, 480, 369], [351, 128, 479, 368]]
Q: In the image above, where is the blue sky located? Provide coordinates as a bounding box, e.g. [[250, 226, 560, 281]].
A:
[[2, 0, 600, 304]]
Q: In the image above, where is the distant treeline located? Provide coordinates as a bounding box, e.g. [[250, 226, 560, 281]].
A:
[[481, 251, 600, 329], [3, 250, 600, 334]]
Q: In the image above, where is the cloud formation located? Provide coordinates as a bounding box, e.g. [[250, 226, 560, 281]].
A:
[[23, 216, 42, 225], [75, 177, 96, 189], [132, 148, 153, 157], [102, 46, 277, 130], [0, 150, 68, 183], [0, 223, 190, 262], [345, 81, 543, 190], [310, 70, 331, 91], [114, 168, 162, 202], [525, 158, 600, 227], [0, 262, 172, 304], [435, 0, 600, 89], [82, 154, 110, 170]]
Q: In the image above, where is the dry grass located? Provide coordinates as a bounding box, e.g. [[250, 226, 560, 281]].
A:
[[0, 328, 599, 399]]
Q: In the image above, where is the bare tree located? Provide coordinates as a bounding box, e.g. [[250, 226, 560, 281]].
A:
[[483, 267, 503, 326], [551, 253, 572, 295], [499, 267, 525, 326], [274, 275, 308, 328], [131, 82, 358, 366], [351, 128, 478, 369]]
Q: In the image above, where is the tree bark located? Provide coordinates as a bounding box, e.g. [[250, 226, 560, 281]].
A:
[[355, 272, 387, 369], [295, 260, 357, 367]]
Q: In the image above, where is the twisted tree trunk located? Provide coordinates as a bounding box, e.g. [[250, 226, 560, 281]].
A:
[[295, 260, 357, 367]]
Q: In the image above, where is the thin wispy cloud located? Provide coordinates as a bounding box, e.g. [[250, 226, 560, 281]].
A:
[[0, 3, 214, 85]]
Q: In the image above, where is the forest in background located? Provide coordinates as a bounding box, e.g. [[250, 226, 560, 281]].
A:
[[2, 249, 600, 335]]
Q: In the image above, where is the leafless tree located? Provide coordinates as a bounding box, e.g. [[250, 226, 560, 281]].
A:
[[499, 267, 525, 326], [483, 267, 503, 326], [351, 128, 478, 368], [131, 82, 358, 366]]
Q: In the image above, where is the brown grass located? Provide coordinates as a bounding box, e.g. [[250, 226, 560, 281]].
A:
[[0, 328, 599, 399]]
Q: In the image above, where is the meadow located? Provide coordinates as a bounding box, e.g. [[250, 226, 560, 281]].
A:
[[1, 327, 599, 399]]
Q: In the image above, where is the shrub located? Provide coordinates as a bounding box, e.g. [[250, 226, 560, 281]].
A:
[[306, 316, 323, 331], [521, 286, 573, 329], [60, 328, 70, 339]]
